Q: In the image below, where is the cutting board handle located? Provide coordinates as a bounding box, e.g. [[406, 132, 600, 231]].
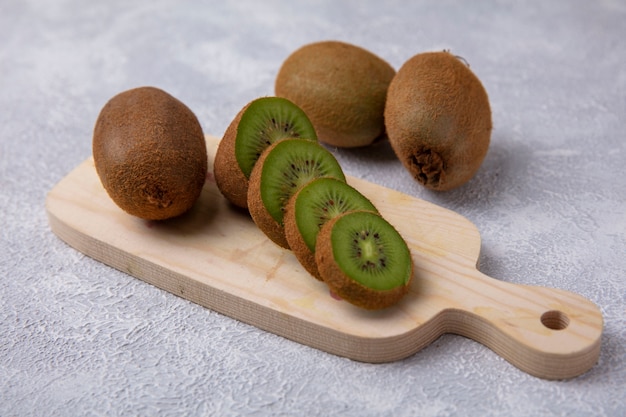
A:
[[443, 268, 603, 379]]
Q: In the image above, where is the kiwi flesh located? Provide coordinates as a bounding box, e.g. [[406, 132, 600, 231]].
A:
[[213, 97, 318, 208], [248, 138, 346, 248], [315, 210, 413, 310], [284, 177, 378, 280], [384, 51, 492, 191], [93, 86, 207, 220], [275, 40, 395, 148]]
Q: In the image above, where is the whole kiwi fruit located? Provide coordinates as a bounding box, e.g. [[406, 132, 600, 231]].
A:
[[275, 40, 396, 148], [93, 86, 207, 220], [384, 51, 492, 191], [213, 97, 318, 208]]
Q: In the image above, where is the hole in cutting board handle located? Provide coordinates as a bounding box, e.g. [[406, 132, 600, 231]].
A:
[[540, 310, 570, 330]]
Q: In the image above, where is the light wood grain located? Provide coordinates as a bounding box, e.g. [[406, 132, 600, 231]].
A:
[[45, 135, 603, 379]]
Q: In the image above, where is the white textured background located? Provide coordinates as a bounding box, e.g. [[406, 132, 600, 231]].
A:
[[1, 1, 625, 416]]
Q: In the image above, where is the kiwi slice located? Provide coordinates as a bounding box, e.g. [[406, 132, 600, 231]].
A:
[[213, 97, 317, 208], [248, 138, 346, 249], [284, 177, 378, 280], [315, 210, 413, 310]]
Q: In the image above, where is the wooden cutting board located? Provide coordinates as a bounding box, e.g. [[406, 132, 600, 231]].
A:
[[46, 135, 603, 380]]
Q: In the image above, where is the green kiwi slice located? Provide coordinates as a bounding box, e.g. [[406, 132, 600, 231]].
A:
[[315, 210, 413, 309], [213, 97, 317, 208], [248, 138, 346, 248], [284, 177, 378, 280], [235, 97, 317, 177]]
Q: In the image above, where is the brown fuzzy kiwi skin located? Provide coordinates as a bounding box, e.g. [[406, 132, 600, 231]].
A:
[[314, 212, 413, 310], [247, 140, 291, 249], [93, 86, 207, 221], [384, 51, 492, 191], [213, 105, 250, 209], [275, 40, 395, 148]]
